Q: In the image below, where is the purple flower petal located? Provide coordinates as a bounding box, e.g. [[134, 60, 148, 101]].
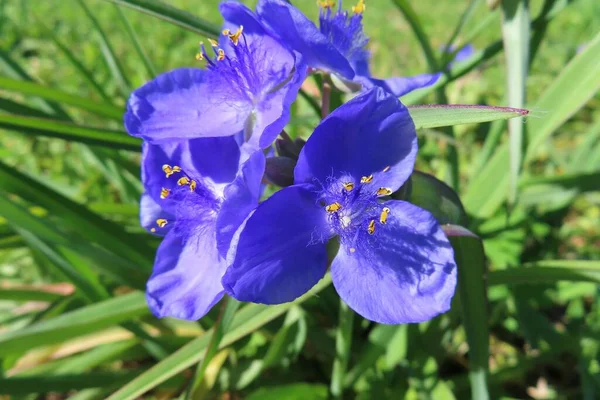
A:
[[331, 200, 457, 324], [222, 184, 330, 304], [146, 229, 226, 320], [140, 193, 174, 235], [294, 87, 417, 192], [257, 0, 354, 78], [216, 150, 266, 257], [360, 72, 442, 97], [125, 68, 252, 142]]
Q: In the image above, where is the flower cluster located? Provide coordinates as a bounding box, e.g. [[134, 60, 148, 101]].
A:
[[125, 0, 457, 324]]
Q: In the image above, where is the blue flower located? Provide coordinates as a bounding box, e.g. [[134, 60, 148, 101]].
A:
[[124, 1, 306, 150], [140, 137, 265, 320], [254, 0, 440, 97], [441, 43, 475, 69], [222, 88, 457, 324]]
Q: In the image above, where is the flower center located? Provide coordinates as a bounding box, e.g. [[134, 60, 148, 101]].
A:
[[317, 1, 369, 66], [149, 164, 218, 233], [317, 167, 392, 244]]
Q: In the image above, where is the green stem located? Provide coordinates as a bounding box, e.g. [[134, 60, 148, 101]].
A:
[[330, 301, 354, 398]]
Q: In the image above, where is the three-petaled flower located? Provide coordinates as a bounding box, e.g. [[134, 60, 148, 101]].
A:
[[254, 0, 441, 97], [222, 88, 457, 324], [124, 1, 306, 150]]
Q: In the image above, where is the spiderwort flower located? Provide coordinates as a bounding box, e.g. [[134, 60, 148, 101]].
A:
[[255, 0, 440, 97], [222, 88, 457, 324], [124, 1, 306, 150], [140, 137, 264, 320]]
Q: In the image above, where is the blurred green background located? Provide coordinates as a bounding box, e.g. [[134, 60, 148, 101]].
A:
[[0, 0, 599, 398]]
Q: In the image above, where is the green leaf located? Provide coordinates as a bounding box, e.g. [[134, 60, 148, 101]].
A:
[[408, 104, 528, 130], [0, 371, 142, 395], [114, 5, 157, 79], [0, 76, 123, 120], [107, 276, 332, 400], [445, 225, 490, 400], [405, 171, 468, 226], [0, 114, 141, 151], [186, 298, 241, 398], [246, 384, 328, 400], [0, 288, 65, 302], [0, 291, 148, 356], [330, 300, 354, 399], [501, 0, 530, 205], [104, 0, 220, 37], [463, 31, 600, 218], [489, 260, 600, 286]]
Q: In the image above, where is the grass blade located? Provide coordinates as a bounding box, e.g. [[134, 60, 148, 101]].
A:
[[489, 260, 600, 286], [0, 291, 148, 356], [501, 0, 530, 206], [330, 300, 354, 398], [103, 0, 220, 37], [114, 5, 157, 79], [445, 225, 490, 400], [409, 104, 528, 130], [0, 76, 123, 120], [0, 114, 141, 151], [76, 0, 131, 98]]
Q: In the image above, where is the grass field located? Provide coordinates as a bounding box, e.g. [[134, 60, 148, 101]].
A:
[[1, 0, 600, 398]]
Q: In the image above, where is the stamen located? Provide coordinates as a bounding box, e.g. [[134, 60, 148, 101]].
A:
[[163, 164, 181, 178], [195, 52, 204, 61], [217, 49, 225, 61], [160, 188, 170, 199], [352, 0, 365, 14], [207, 38, 219, 47], [156, 219, 168, 228], [376, 187, 392, 196], [325, 202, 342, 212], [350, 247, 356, 253], [225, 25, 244, 46], [189, 180, 197, 192], [380, 207, 390, 224], [343, 182, 354, 191], [150, 228, 156, 232], [177, 177, 190, 186], [360, 175, 373, 183], [383, 166, 391, 172], [317, 0, 335, 8], [368, 219, 376, 235]]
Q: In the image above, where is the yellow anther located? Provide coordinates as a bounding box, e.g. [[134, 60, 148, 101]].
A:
[[177, 176, 190, 186], [163, 164, 181, 178], [368, 219, 376, 235], [227, 25, 244, 46], [217, 49, 225, 61], [343, 182, 354, 191], [195, 52, 204, 61], [150, 228, 156, 232], [350, 247, 356, 253], [208, 38, 219, 47], [352, 0, 365, 14], [376, 187, 392, 196], [383, 165, 391, 172], [156, 219, 168, 228], [360, 175, 373, 183], [325, 202, 342, 212], [222, 29, 231, 36], [317, 0, 335, 8], [380, 207, 390, 224], [160, 188, 170, 199], [190, 180, 197, 192]]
